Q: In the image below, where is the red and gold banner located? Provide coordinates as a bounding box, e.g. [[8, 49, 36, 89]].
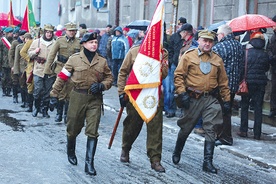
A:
[[124, 0, 165, 123]]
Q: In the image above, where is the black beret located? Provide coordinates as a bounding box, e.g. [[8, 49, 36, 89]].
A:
[[19, 30, 27, 36], [80, 32, 98, 44], [178, 17, 187, 24], [180, 23, 193, 32]]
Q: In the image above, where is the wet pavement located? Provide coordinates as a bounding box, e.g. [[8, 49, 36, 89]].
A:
[[104, 86, 276, 170]]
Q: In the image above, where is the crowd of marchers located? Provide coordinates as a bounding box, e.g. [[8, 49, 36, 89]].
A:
[[0, 15, 276, 176]]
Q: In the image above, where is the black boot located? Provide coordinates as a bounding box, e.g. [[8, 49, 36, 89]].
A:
[[202, 141, 218, 174], [55, 100, 64, 122], [20, 88, 27, 108], [26, 94, 33, 112], [6, 88, 12, 97], [63, 101, 69, 124], [2, 88, 7, 97], [42, 101, 50, 118], [12, 86, 18, 103], [32, 98, 41, 117], [172, 134, 187, 164], [85, 137, 98, 176], [67, 136, 77, 165]]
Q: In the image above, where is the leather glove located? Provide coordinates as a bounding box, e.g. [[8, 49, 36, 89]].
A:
[[223, 101, 231, 115], [90, 83, 104, 94], [175, 92, 190, 109], [119, 93, 128, 107], [49, 97, 58, 111]]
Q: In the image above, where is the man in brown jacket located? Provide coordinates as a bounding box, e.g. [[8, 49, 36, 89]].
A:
[[117, 44, 168, 173], [50, 32, 113, 176], [172, 30, 231, 174]]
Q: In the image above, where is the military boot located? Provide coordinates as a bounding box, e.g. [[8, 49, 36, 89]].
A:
[[85, 137, 98, 176], [6, 88, 12, 97], [26, 94, 33, 112], [20, 88, 27, 108], [2, 88, 7, 97], [67, 136, 77, 165], [42, 101, 50, 118], [202, 141, 218, 174], [12, 85, 18, 103], [32, 98, 41, 117], [172, 133, 187, 164], [55, 100, 64, 122]]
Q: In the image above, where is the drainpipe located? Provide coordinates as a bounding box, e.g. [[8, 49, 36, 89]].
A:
[[38, 0, 41, 23], [254, 0, 258, 14], [115, 0, 120, 26], [210, 0, 214, 24]]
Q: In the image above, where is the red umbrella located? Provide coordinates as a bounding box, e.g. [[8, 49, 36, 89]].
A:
[[228, 14, 276, 32], [0, 12, 21, 27]]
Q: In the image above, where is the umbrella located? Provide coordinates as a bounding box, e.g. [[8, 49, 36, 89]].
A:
[[0, 12, 21, 27], [126, 20, 150, 31], [207, 20, 228, 32], [228, 14, 276, 32]]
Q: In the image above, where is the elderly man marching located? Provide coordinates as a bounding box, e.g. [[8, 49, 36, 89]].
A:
[[172, 30, 231, 174], [28, 24, 56, 118], [50, 32, 113, 176]]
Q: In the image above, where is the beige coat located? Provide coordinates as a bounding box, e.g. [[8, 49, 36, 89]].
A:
[[20, 39, 33, 78], [28, 38, 55, 78]]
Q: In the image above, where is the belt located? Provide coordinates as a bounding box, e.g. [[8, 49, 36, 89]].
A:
[[73, 88, 91, 94], [186, 87, 218, 99]]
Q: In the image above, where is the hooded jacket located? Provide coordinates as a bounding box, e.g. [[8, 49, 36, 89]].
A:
[[111, 26, 129, 60]]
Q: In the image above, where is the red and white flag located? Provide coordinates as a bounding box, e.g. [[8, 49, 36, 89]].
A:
[[124, 0, 165, 123]]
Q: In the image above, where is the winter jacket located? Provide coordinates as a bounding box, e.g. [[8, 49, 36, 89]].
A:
[[212, 33, 244, 93], [98, 32, 111, 58], [267, 31, 276, 73], [243, 38, 270, 86], [168, 31, 184, 66], [111, 26, 129, 60]]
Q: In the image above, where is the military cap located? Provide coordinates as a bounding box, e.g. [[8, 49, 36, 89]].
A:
[[19, 30, 27, 36], [4, 27, 13, 33], [65, 22, 77, 31], [180, 23, 193, 32], [178, 17, 187, 25], [80, 32, 98, 44], [44, 24, 55, 31], [23, 33, 32, 39], [13, 27, 20, 34], [198, 29, 216, 40]]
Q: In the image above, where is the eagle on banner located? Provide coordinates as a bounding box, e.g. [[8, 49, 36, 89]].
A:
[[124, 0, 165, 123]]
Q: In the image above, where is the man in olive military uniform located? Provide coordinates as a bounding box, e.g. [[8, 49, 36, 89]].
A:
[[9, 30, 27, 103], [117, 44, 168, 173], [13, 33, 30, 108], [44, 22, 81, 123], [20, 33, 34, 112], [50, 32, 113, 176], [0, 27, 14, 96], [172, 30, 231, 174]]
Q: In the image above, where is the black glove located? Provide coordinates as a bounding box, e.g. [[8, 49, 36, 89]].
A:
[[119, 93, 128, 107], [175, 92, 190, 109], [223, 101, 231, 115], [90, 83, 104, 94], [49, 97, 58, 111]]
